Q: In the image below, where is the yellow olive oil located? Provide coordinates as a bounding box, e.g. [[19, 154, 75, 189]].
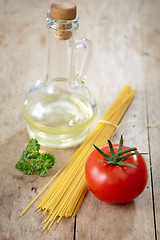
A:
[[22, 93, 96, 148]]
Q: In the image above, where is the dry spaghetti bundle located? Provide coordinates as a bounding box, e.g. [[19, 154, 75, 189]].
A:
[[21, 84, 136, 230]]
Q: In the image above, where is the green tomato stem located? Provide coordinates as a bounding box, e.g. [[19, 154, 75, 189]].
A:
[[95, 135, 147, 168]]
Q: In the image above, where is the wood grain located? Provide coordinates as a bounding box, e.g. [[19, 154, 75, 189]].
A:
[[0, 0, 159, 239]]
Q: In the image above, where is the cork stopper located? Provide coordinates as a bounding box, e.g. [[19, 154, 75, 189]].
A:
[[50, 0, 77, 40]]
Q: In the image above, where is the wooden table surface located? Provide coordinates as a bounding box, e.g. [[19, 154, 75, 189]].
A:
[[0, 0, 160, 239]]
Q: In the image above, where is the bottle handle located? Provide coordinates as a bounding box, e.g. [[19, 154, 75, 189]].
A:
[[75, 38, 92, 84]]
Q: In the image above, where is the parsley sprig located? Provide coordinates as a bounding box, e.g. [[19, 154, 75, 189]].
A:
[[16, 138, 55, 177]]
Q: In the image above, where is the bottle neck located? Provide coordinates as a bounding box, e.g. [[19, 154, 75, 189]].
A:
[[45, 12, 79, 85]]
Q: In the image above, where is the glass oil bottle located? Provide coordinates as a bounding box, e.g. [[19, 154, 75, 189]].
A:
[[22, 0, 97, 148]]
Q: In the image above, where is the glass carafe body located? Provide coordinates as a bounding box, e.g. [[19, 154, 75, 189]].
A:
[[22, 11, 97, 148]]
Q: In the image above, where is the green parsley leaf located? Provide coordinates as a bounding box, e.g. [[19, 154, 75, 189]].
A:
[[16, 138, 55, 177]]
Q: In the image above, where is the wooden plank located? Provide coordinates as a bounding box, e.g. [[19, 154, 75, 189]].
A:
[[146, 76, 160, 240], [139, 0, 160, 238], [75, 0, 158, 239], [0, 0, 76, 239], [145, 44, 160, 239]]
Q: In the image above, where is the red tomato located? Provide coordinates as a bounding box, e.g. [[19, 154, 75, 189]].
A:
[[85, 143, 148, 204]]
